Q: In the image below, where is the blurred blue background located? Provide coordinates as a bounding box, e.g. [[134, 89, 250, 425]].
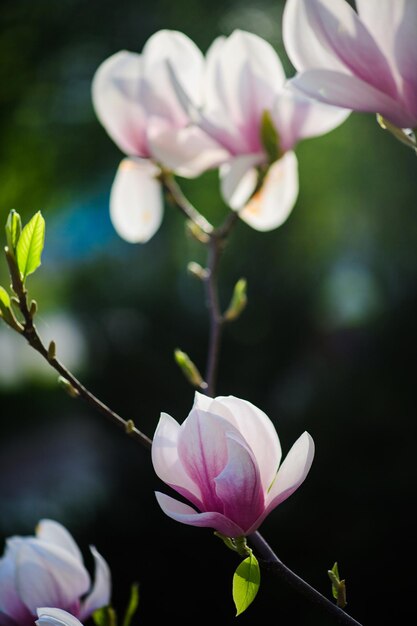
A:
[[1, 1, 416, 624]]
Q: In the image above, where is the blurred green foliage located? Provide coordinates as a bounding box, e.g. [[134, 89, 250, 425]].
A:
[[1, 1, 417, 625]]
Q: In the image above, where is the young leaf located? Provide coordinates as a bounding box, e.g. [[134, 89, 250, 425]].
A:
[[122, 582, 140, 626], [232, 550, 261, 616], [224, 278, 248, 322], [260, 110, 281, 164], [16, 211, 45, 280], [5, 210, 22, 254], [174, 348, 207, 389], [0, 286, 11, 311], [93, 606, 117, 626]]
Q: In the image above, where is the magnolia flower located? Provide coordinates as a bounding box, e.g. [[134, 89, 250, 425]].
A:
[[152, 392, 314, 538], [92, 29, 226, 243], [175, 30, 349, 231], [36, 609, 83, 626], [283, 0, 417, 131], [0, 519, 111, 626]]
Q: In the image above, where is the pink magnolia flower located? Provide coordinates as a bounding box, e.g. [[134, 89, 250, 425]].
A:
[[176, 29, 349, 232], [152, 392, 315, 538], [36, 609, 83, 626], [283, 0, 417, 130], [92, 29, 226, 243], [0, 520, 111, 626]]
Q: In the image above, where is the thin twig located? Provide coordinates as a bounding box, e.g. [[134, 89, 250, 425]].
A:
[[249, 532, 364, 626], [6, 251, 151, 450], [161, 171, 214, 235]]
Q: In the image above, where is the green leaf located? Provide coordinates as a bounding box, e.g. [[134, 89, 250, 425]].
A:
[[5, 210, 22, 254], [122, 582, 140, 626], [259, 110, 280, 164], [0, 286, 11, 311], [328, 561, 347, 608], [93, 606, 117, 626], [16, 211, 45, 280], [232, 550, 261, 616]]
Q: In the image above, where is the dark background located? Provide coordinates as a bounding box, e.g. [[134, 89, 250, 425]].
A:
[[1, 1, 416, 625]]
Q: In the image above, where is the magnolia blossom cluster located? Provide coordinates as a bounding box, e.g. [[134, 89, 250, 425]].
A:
[[0, 520, 111, 626], [92, 29, 348, 243]]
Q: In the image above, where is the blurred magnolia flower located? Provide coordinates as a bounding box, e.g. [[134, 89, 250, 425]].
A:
[[174, 30, 348, 231], [283, 0, 417, 133], [36, 609, 83, 626], [0, 519, 111, 626], [92, 29, 227, 243], [152, 392, 314, 538]]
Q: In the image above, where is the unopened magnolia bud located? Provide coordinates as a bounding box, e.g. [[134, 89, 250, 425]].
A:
[[187, 261, 209, 280], [174, 348, 207, 390], [58, 375, 80, 398], [29, 299, 38, 317], [224, 278, 248, 322], [47, 340, 56, 361], [185, 220, 210, 244]]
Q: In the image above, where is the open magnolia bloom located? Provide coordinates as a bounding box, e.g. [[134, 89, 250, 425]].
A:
[[0, 520, 111, 626], [36, 609, 83, 626], [283, 0, 417, 134], [92, 29, 227, 243], [152, 392, 315, 538], [171, 29, 349, 231]]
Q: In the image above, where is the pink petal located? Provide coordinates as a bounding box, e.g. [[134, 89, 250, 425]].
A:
[[177, 409, 232, 511], [214, 432, 264, 534], [206, 396, 282, 495], [36, 520, 83, 565], [91, 50, 149, 157], [265, 432, 315, 509], [219, 154, 262, 209], [154, 492, 245, 538], [152, 412, 203, 509], [283, 0, 397, 97], [271, 86, 350, 152], [289, 69, 414, 128], [36, 608, 83, 626], [148, 122, 228, 178], [239, 152, 299, 232], [109, 158, 163, 243], [79, 547, 111, 619]]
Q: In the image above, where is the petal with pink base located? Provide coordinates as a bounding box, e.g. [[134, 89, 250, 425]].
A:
[[154, 492, 245, 538]]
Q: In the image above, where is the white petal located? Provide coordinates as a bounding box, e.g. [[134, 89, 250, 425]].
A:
[[13, 539, 89, 614], [0, 551, 31, 623], [36, 520, 83, 564], [91, 50, 149, 157], [239, 152, 299, 232], [36, 608, 83, 626], [110, 158, 163, 243], [220, 154, 263, 210], [266, 432, 315, 507], [152, 412, 203, 505], [79, 547, 111, 619], [148, 122, 228, 177], [143, 30, 204, 115]]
